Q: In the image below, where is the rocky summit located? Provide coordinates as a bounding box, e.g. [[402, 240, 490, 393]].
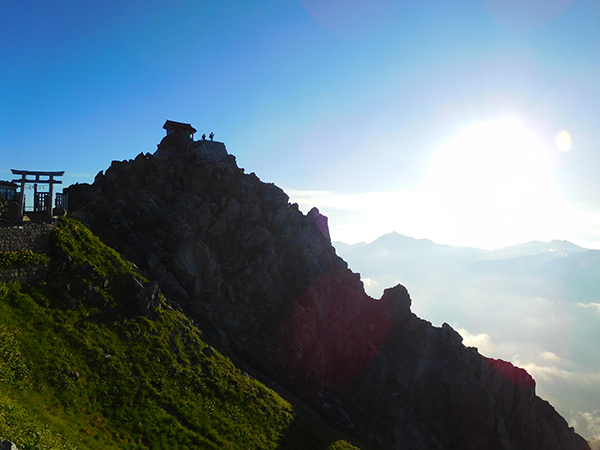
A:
[[65, 124, 590, 450]]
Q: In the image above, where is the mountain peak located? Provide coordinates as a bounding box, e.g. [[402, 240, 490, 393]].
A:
[[61, 128, 589, 450]]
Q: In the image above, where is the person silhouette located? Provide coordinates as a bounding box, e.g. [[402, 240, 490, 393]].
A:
[[202, 133, 206, 140], [209, 132, 214, 141]]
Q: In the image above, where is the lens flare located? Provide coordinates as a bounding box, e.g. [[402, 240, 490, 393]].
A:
[[556, 130, 572, 152]]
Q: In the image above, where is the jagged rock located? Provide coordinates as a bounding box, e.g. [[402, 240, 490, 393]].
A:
[[307, 206, 331, 242], [124, 277, 163, 317], [0, 440, 18, 450], [52, 206, 67, 217], [65, 130, 590, 450]]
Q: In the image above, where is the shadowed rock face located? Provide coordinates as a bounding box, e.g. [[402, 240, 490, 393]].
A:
[[66, 140, 589, 450]]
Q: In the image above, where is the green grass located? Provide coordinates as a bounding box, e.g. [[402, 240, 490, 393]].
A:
[[0, 250, 50, 268], [51, 218, 140, 280], [0, 218, 365, 449]]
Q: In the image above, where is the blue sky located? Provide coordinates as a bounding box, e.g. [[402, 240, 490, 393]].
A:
[[2, 0, 600, 248]]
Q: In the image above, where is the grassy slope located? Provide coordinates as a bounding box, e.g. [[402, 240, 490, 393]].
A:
[[0, 218, 364, 450]]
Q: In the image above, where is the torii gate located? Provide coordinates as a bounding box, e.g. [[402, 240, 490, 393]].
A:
[[11, 169, 64, 217]]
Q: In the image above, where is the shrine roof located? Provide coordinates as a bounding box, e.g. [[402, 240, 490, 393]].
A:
[[163, 120, 197, 134]]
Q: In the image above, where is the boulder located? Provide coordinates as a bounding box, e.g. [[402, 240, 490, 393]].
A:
[[0, 440, 18, 450]]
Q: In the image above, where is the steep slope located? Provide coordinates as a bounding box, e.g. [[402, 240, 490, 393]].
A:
[[65, 132, 589, 450], [335, 232, 600, 441], [0, 218, 363, 449]]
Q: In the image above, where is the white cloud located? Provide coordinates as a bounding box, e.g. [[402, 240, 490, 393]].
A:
[[286, 183, 600, 250], [451, 327, 600, 441], [455, 328, 494, 356], [540, 351, 561, 363], [570, 411, 600, 442], [513, 360, 600, 440], [361, 277, 378, 288], [577, 302, 600, 316], [519, 363, 600, 386], [286, 187, 435, 245]]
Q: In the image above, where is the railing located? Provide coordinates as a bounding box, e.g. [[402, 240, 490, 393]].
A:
[[34, 192, 50, 213], [14, 192, 68, 213], [55, 193, 68, 210]]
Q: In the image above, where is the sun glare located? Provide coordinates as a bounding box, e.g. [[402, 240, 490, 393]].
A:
[[290, 118, 587, 251], [418, 118, 574, 248]]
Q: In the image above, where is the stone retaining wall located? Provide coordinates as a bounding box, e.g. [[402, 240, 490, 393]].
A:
[[0, 223, 56, 253], [0, 223, 55, 284], [0, 264, 49, 284]]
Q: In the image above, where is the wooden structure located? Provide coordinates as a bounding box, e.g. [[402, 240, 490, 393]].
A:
[[11, 170, 64, 217], [163, 120, 197, 139], [0, 181, 17, 202]]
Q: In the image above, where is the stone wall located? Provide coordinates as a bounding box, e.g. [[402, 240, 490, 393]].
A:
[[0, 223, 55, 284], [0, 223, 56, 253], [0, 265, 49, 283], [188, 140, 229, 163]]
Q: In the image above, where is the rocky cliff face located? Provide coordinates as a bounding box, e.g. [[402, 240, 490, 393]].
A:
[[66, 132, 589, 450]]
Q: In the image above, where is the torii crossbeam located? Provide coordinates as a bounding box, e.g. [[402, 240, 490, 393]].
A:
[[11, 169, 64, 217]]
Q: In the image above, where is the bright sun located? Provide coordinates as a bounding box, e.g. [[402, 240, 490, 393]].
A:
[[417, 118, 576, 249]]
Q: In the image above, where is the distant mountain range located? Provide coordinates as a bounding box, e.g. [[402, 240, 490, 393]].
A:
[[335, 232, 600, 305], [335, 232, 588, 285]]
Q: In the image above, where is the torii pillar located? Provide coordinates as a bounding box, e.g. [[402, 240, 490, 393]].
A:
[[11, 170, 65, 217]]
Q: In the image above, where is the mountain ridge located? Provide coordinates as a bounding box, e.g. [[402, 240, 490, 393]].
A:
[[334, 233, 589, 261], [59, 128, 589, 449]]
